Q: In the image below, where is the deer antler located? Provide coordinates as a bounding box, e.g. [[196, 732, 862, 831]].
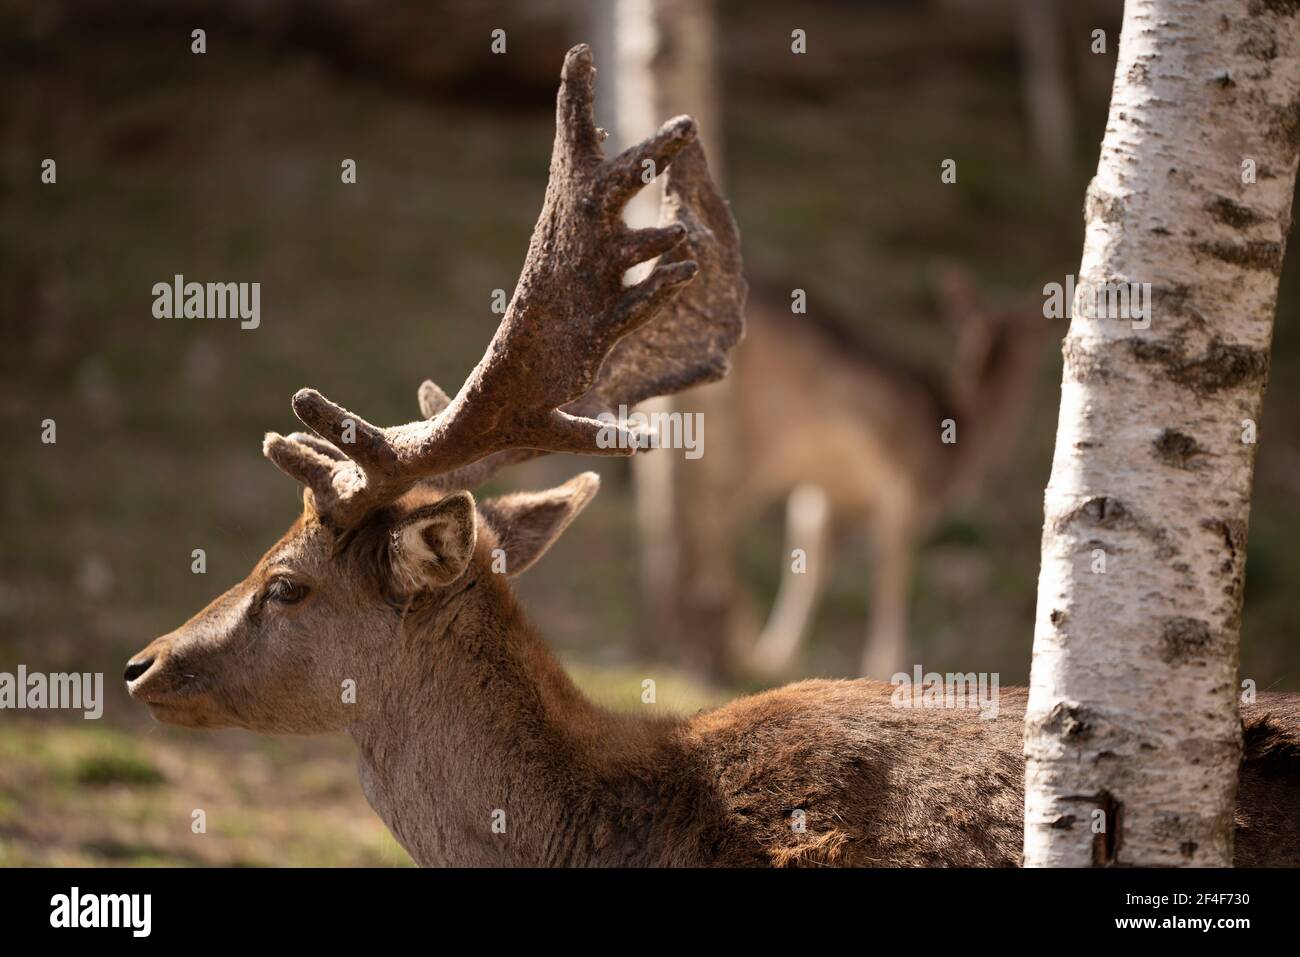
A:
[[263, 44, 746, 529]]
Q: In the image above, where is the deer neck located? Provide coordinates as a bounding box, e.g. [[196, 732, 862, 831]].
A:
[[346, 563, 680, 867]]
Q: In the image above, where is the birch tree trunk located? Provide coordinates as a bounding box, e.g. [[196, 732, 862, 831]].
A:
[[589, 0, 738, 675], [1024, 0, 1300, 867]]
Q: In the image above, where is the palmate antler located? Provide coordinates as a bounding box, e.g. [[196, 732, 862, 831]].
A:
[[263, 44, 745, 530]]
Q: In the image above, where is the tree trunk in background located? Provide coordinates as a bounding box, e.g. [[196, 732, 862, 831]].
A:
[[1024, 0, 1300, 866], [1016, 0, 1074, 177], [589, 0, 738, 677]]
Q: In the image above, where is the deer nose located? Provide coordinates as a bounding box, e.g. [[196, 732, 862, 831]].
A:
[[124, 657, 155, 683]]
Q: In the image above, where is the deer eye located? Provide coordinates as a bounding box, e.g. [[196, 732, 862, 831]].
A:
[[265, 577, 309, 605]]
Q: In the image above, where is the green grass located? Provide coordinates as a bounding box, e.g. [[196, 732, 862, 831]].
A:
[[73, 746, 166, 788], [0, 718, 411, 867]]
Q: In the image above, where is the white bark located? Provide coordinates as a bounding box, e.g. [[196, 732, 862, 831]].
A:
[[589, 0, 722, 218], [1024, 0, 1300, 866], [590, 0, 735, 672]]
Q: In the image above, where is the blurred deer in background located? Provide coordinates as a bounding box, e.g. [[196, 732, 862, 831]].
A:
[[596, 0, 1056, 684], [748, 269, 1052, 679], [648, 267, 1053, 681], [124, 47, 1300, 867]]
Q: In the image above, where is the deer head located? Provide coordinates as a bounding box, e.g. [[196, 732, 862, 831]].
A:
[[125, 45, 745, 735], [932, 261, 1053, 416], [930, 261, 1054, 498]]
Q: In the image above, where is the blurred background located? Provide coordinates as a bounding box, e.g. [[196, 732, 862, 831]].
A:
[[2, 0, 1297, 866]]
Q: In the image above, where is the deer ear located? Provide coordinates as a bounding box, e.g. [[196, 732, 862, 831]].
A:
[[477, 472, 599, 577], [388, 492, 478, 589]]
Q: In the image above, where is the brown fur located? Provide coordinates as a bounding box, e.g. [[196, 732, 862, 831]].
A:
[[127, 482, 1300, 867]]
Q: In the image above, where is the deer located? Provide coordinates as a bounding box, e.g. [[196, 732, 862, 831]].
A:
[[645, 268, 1053, 682], [125, 46, 1300, 867], [742, 269, 1053, 680]]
